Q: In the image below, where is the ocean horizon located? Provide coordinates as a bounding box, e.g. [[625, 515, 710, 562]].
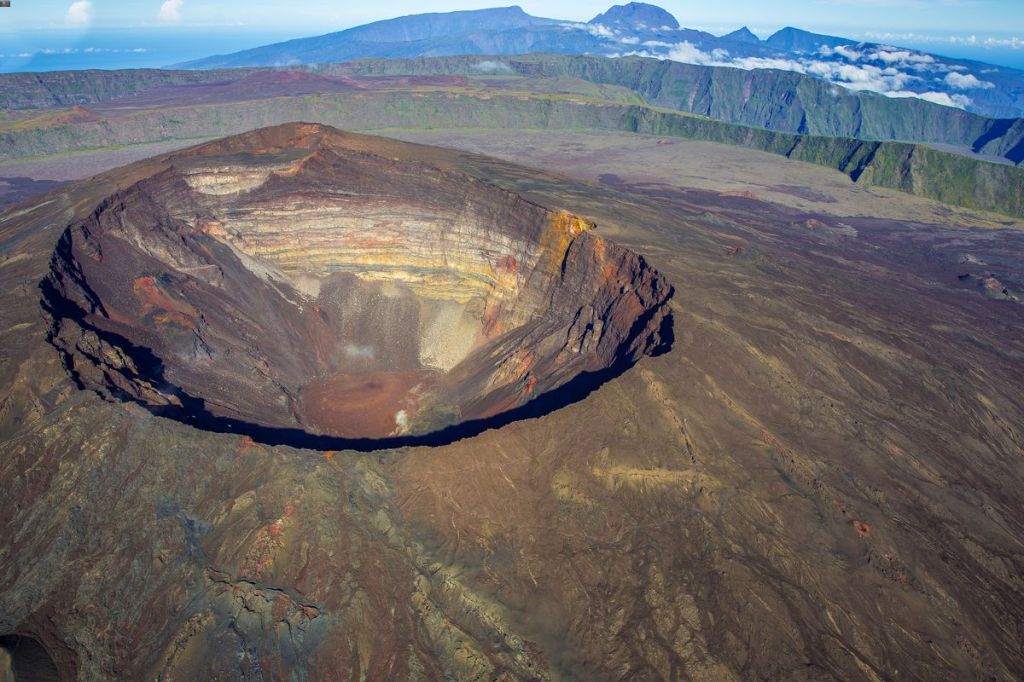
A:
[[0, 27, 313, 72]]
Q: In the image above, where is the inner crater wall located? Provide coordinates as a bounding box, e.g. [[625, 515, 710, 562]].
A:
[[41, 124, 674, 444]]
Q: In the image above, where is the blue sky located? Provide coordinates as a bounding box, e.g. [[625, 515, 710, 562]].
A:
[[1, 1, 1023, 72], [2, 0, 1023, 34]]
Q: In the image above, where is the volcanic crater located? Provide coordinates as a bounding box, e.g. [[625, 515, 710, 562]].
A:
[[41, 123, 673, 447]]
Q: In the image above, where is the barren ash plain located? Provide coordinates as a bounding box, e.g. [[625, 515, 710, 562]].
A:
[[1, 7, 1024, 681]]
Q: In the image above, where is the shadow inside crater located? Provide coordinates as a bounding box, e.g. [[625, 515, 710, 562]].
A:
[[41, 277, 674, 452], [0, 634, 61, 682]]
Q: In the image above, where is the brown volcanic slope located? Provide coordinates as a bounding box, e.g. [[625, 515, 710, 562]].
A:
[[1, 123, 1023, 680]]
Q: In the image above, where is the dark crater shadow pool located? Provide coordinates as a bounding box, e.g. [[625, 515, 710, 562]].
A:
[[0, 634, 61, 682]]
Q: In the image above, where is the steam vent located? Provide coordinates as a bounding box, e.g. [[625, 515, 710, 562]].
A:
[[42, 123, 673, 447]]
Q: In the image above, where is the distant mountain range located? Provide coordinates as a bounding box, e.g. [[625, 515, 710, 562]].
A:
[[763, 27, 854, 53], [177, 3, 1024, 119]]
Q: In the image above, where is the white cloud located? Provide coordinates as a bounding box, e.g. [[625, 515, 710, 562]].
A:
[[158, 0, 184, 24], [860, 31, 1024, 50], [833, 44, 864, 61], [664, 42, 737, 67], [65, 0, 93, 25], [561, 22, 619, 39], [822, 43, 937, 70], [654, 40, 970, 110], [944, 71, 995, 89], [471, 60, 513, 73], [806, 61, 917, 93], [950, 34, 1024, 49], [730, 56, 808, 72], [11, 46, 149, 57], [666, 41, 712, 64], [887, 90, 972, 108], [871, 48, 935, 65]]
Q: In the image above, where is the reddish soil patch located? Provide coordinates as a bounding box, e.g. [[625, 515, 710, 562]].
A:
[[132, 276, 197, 329], [54, 105, 101, 125], [299, 370, 438, 438]]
